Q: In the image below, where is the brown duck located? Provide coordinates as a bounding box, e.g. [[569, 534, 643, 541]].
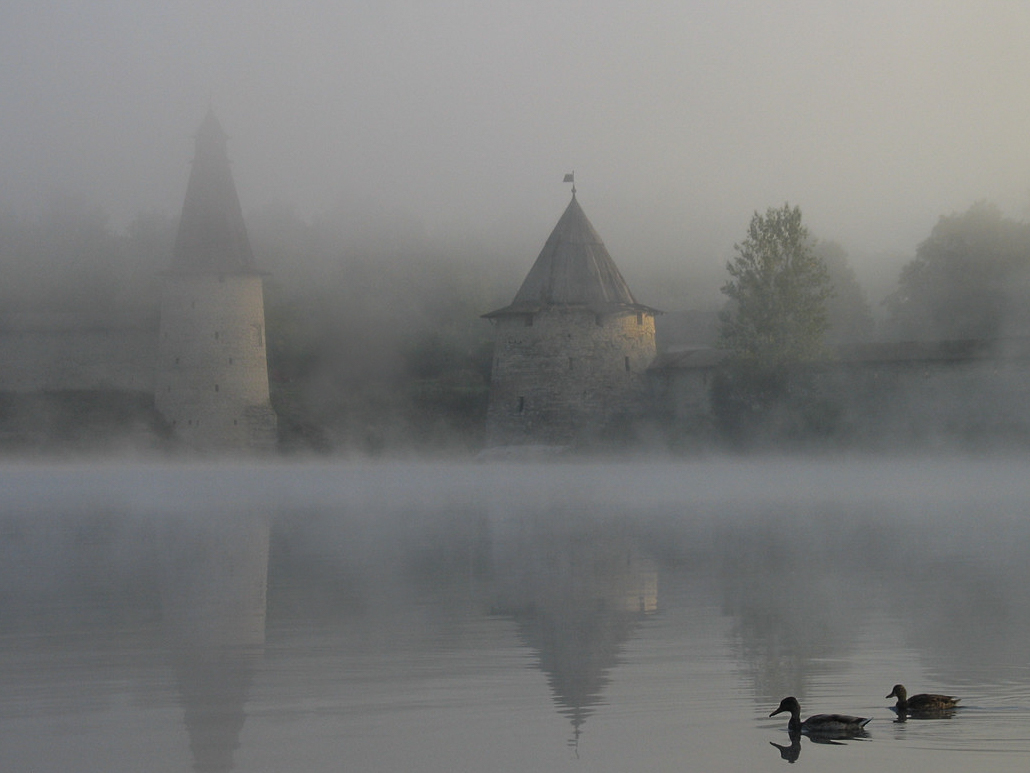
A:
[[886, 684, 959, 714]]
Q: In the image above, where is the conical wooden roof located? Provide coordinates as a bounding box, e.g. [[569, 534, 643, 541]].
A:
[[171, 109, 256, 273], [485, 192, 655, 316]]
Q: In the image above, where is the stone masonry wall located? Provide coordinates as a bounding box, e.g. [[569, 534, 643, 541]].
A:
[[486, 307, 656, 447], [0, 316, 156, 393], [815, 356, 1030, 446], [653, 352, 1030, 448], [155, 274, 277, 451]]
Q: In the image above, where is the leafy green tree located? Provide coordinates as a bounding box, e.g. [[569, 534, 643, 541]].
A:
[[718, 204, 833, 366], [887, 202, 1030, 341], [712, 204, 837, 445]]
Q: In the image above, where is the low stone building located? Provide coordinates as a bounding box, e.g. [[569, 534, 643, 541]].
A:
[[482, 190, 660, 450]]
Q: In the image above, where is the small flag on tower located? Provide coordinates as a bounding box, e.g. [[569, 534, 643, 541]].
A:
[[563, 172, 575, 183]]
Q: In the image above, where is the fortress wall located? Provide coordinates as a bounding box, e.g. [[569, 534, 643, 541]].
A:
[[648, 367, 715, 434], [819, 356, 1030, 445], [0, 317, 156, 393], [653, 350, 1030, 446], [486, 307, 656, 446]]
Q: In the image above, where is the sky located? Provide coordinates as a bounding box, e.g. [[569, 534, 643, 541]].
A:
[[2, 0, 1030, 303]]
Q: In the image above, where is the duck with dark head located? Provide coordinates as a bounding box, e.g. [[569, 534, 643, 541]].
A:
[[770, 696, 872, 738]]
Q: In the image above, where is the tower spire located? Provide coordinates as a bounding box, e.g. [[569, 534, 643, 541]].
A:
[[172, 109, 254, 273]]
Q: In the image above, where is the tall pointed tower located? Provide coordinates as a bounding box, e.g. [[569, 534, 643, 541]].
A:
[[154, 110, 277, 452], [482, 190, 659, 448]]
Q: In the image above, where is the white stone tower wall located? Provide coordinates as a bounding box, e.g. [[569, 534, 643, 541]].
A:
[[155, 274, 276, 450], [486, 308, 656, 446]]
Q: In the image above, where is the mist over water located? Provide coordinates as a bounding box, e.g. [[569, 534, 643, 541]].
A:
[[3, 458, 1030, 771]]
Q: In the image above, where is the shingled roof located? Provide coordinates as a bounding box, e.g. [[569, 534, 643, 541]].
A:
[[484, 192, 657, 317], [170, 109, 256, 273]]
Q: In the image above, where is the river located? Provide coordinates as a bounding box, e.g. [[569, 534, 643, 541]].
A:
[[2, 458, 1029, 771]]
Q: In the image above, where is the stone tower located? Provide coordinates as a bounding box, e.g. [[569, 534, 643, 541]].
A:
[[483, 189, 659, 448], [154, 110, 277, 452]]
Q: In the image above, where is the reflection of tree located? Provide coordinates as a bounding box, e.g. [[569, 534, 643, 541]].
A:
[[714, 513, 872, 704], [883, 541, 1030, 685], [491, 515, 657, 747], [158, 512, 270, 773], [716, 504, 1030, 704]]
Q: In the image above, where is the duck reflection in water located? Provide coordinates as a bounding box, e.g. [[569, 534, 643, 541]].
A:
[[769, 730, 802, 763], [770, 696, 871, 739], [770, 724, 865, 764], [887, 684, 960, 720]]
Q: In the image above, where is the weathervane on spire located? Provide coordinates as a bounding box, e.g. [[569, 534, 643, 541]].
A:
[[563, 171, 576, 197]]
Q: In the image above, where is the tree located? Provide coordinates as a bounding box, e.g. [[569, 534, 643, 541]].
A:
[[886, 202, 1030, 341], [712, 204, 836, 444], [810, 239, 874, 343], [718, 204, 833, 366]]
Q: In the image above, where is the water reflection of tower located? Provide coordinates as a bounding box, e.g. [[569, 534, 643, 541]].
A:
[[491, 514, 657, 749], [158, 512, 270, 773]]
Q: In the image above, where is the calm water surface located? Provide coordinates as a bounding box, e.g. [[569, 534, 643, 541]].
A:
[[2, 458, 1030, 772]]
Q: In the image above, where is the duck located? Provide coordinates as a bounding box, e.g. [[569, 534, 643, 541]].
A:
[[770, 696, 872, 737], [886, 684, 959, 715]]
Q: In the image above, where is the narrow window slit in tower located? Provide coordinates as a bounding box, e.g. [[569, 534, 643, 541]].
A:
[[517, 396, 525, 413], [625, 356, 631, 372], [636, 312, 643, 325]]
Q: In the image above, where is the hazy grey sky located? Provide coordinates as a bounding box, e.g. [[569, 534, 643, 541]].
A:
[[2, 1, 1029, 292]]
